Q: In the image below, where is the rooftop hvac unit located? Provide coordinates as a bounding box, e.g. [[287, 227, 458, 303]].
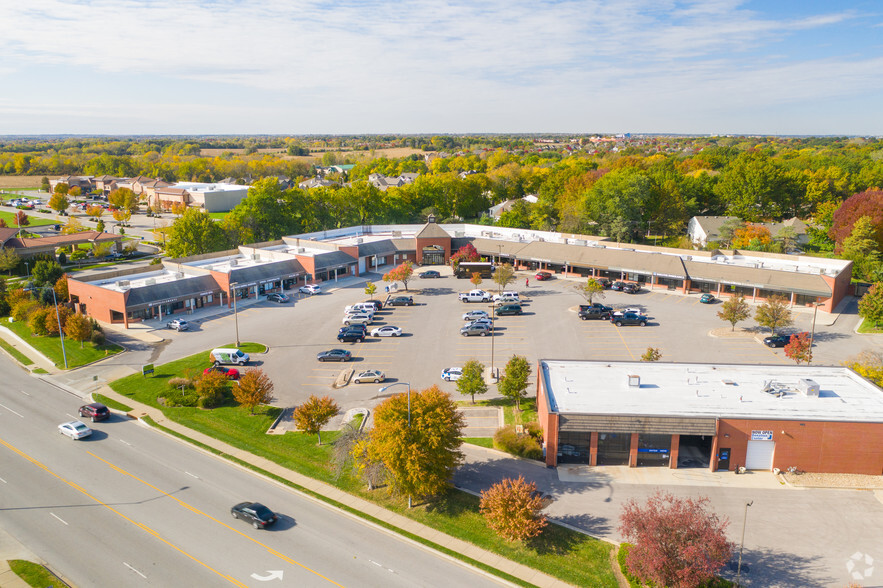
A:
[[454, 231, 465, 238], [628, 375, 641, 388], [796, 378, 820, 397], [393, 231, 402, 238], [252, 253, 260, 261], [356, 238, 363, 244], [118, 280, 130, 287], [175, 272, 184, 279], [229, 259, 238, 267], [145, 278, 156, 286], [297, 248, 305, 253]]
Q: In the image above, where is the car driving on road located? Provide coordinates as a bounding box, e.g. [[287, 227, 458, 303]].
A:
[[59, 420, 92, 440], [78, 403, 109, 422], [231, 502, 277, 529]]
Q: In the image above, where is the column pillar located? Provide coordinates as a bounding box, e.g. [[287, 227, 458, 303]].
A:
[[669, 434, 680, 469], [629, 433, 639, 468], [590, 432, 598, 466]]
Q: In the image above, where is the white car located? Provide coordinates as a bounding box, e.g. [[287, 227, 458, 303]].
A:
[[371, 325, 402, 337], [492, 292, 520, 302], [493, 296, 519, 306], [58, 420, 92, 440], [465, 317, 494, 330], [462, 309, 489, 321], [441, 367, 463, 382], [342, 314, 373, 326], [613, 308, 643, 316], [299, 285, 321, 295], [353, 369, 386, 384], [345, 305, 375, 318]]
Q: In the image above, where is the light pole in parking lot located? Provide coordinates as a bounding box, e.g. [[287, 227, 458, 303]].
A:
[[807, 300, 820, 365], [735, 500, 753, 587], [230, 281, 241, 347], [378, 381, 412, 508], [489, 300, 496, 382]]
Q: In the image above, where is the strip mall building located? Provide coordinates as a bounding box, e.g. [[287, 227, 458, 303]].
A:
[[67, 220, 852, 327], [537, 360, 883, 475]]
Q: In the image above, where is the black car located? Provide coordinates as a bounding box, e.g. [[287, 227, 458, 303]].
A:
[[610, 281, 625, 291], [763, 334, 793, 348], [363, 299, 383, 310], [338, 324, 368, 335], [611, 312, 647, 327], [388, 296, 414, 306], [596, 278, 612, 289], [231, 502, 277, 529], [622, 283, 641, 294], [418, 270, 441, 278], [78, 402, 109, 422], [338, 329, 365, 343]]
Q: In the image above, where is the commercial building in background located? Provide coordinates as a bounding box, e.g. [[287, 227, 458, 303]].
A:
[[536, 360, 883, 475]]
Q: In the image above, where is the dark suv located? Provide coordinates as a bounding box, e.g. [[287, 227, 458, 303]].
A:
[[337, 328, 365, 343], [611, 312, 647, 327], [78, 402, 110, 422], [495, 304, 523, 316]]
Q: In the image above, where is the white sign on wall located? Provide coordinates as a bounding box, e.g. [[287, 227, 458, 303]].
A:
[[751, 430, 774, 441]]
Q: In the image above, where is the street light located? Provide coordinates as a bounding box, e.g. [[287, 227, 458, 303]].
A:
[[378, 381, 412, 508], [24, 262, 29, 280], [42, 286, 68, 370], [807, 300, 820, 365], [735, 500, 753, 587], [230, 282, 241, 347]]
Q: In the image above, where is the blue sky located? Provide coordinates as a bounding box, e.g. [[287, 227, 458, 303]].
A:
[[1, 0, 882, 135]]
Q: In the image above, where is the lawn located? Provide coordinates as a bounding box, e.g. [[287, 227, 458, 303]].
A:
[[109, 346, 618, 587], [0, 210, 57, 227], [8, 560, 62, 587], [208, 211, 228, 220], [457, 396, 538, 428], [5, 318, 123, 369], [0, 336, 34, 365], [857, 318, 883, 334]]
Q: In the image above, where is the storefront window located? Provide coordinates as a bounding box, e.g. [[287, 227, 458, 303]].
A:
[[637, 434, 671, 467]]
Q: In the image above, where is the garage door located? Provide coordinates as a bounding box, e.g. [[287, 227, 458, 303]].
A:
[[745, 440, 775, 470]]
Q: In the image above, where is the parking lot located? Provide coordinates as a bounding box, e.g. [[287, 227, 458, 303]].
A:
[[139, 266, 882, 415]]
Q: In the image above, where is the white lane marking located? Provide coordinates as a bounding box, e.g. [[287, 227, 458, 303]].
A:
[[185, 471, 200, 479], [0, 476, 6, 483], [0, 403, 24, 418], [120, 439, 132, 446], [124, 562, 147, 579], [50, 513, 68, 525], [19, 390, 30, 396], [251, 570, 284, 581]]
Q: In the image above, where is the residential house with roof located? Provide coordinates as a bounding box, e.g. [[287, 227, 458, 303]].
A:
[[688, 216, 809, 248]]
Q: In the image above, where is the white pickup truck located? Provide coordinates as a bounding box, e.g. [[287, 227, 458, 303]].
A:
[[459, 289, 491, 303]]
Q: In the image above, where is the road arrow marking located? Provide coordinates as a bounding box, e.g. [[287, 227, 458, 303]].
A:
[[250, 570, 284, 581]]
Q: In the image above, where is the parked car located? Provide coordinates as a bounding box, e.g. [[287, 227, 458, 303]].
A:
[[203, 365, 240, 379], [231, 502, 277, 529], [610, 281, 625, 291], [58, 420, 92, 440], [299, 284, 321, 295], [492, 291, 520, 302], [622, 283, 641, 294], [535, 271, 552, 281], [578, 307, 610, 320], [613, 307, 643, 316], [353, 369, 386, 384], [371, 325, 402, 337], [317, 349, 353, 362], [465, 317, 494, 331], [344, 307, 375, 320], [338, 324, 368, 336], [363, 299, 383, 310], [495, 304, 523, 316], [763, 334, 802, 348], [611, 312, 647, 327], [460, 323, 491, 337], [418, 270, 441, 278], [388, 295, 414, 306], [596, 277, 612, 289], [346, 302, 377, 315], [458, 289, 490, 303], [166, 319, 189, 331], [441, 367, 463, 381], [462, 309, 489, 321], [78, 403, 109, 422], [337, 329, 365, 343], [342, 314, 373, 326], [699, 293, 716, 304], [266, 293, 290, 303]]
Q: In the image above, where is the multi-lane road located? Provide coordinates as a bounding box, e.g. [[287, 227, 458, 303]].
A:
[[0, 360, 505, 587]]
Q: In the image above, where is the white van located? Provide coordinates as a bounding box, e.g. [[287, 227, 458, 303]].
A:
[[209, 348, 250, 365]]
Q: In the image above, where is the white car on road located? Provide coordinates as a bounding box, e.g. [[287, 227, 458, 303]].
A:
[[371, 326, 402, 337], [58, 420, 92, 440]]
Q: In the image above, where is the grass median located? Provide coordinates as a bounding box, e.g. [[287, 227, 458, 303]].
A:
[[110, 345, 617, 587], [4, 319, 122, 369]]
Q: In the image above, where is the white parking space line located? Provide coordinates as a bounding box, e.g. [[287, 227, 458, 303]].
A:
[[50, 512, 69, 525]]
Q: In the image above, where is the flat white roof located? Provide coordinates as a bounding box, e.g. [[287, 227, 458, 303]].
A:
[[172, 182, 249, 193], [187, 252, 281, 273], [541, 360, 883, 423], [88, 269, 197, 292]]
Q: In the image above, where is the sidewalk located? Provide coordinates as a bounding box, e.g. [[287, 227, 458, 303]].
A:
[[91, 385, 571, 588], [0, 527, 50, 588], [0, 324, 60, 374]]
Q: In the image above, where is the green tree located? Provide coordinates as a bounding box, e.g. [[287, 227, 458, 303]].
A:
[[108, 187, 138, 212], [41, 177, 50, 192], [576, 277, 605, 304], [497, 355, 531, 410], [232, 368, 275, 415], [714, 150, 793, 221], [293, 395, 339, 445], [641, 347, 662, 362], [167, 208, 229, 257], [858, 282, 883, 328], [96, 219, 105, 233], [359, 385, 465, 503], [775, 225, 799, 253], [0, 248, 21, 275], [755, 295, 793, 335], [364, 282, 377, 299], [195, 370, 228, 408], [491, 263, 516, 292], [63, 313, 93, 348], [841, 216, 882, 282], [31, 260, 63, 287], [53, 182, 69, 196], [480, 476, 547, 541], [717, 296, 751, 331], [457, 359, 487, 404], [584, 168, 651, 242], [382, 261, 414, 291], [716, 218, 744, 249], [48, 192, 70, 215]]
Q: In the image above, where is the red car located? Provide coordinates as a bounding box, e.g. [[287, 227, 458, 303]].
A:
[[535, 271, 552, 281], [204, 365, 240, 380]]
